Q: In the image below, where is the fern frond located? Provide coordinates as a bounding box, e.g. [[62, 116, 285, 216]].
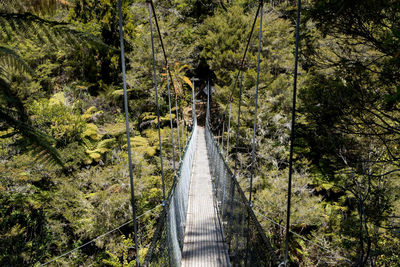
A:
[[0, 108, 63, 166], [0, 46, 34, 79], [0, 0, 69, 16], [0, 77, 28, 120], [177, 64, 191, 72], [0, 12, 113, 51], [0, 77, 63, 166], [182, 76, 193, 88]]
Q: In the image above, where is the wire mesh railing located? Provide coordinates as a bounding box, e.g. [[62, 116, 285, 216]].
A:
[[205, 122, 280, 266], [144, 121, 197, 266]]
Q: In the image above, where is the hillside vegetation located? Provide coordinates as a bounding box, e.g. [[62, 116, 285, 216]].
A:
[[0, 0, 399, 266]]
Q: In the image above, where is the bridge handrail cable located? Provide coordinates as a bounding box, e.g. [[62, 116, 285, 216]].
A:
[[205, 122, 280, 266], [144, 121, 197, 266], [40, 205, 162, 266]]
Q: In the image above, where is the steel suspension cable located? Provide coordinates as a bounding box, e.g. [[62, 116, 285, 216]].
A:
[[149, 0, 182, 159], [185, 119, 188, 145], [221, 112, 226, 153], [40, 205, 162, 266], [208, 3, 260, 141], [182, 109, 186, 145], [226, 2, 261, 249], [248, 0, 263, 207], [148, 0, 176, 92], [175, 95, 182, 160], [148, 1, 166, 201], [191, 78, 196, 124], [149, 0, 170, 73], [166, 67, 176, 172], [233, 73, 244, 175], [230, 0, 261, 175], [118, 1, 140, 265], [245, 2, 263, 264], [227, 3, 261, 105], [183, 119, 187, 146], [206, 80, 210, 124], [218, 128, 222, 147], [209, 4, 260, 147], [252, 207, 353, 264], [226, 102, 232, 156], [284, 0, 301, 265], [227, 71, 244, 249]]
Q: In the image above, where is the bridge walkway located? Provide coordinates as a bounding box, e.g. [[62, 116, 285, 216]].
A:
[[181, 127, 231, 267]]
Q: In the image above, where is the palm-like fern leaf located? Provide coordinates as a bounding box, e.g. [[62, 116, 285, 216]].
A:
[[0, 0, 68, 16], [0, 46, 33, 79], [0, 48, 63, 166], [0, 78, 63, 166], [0, 0, 117, 167], [0, 1, 112, 50]]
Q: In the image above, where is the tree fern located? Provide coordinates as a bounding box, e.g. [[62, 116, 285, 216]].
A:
[[0, 0, 63, 15], [0, 46, 33, 79], [0, 1, 112, 50], [0, 82, 62, 166], [0, 52, 63, 165], [0, 0, 117, 166]]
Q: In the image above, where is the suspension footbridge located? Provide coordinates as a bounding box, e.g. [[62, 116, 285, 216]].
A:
[[143, 120, 279, 266], [181, 127, 230, 267], [41, 0, 302, 265], [140, 0, 291, 263]]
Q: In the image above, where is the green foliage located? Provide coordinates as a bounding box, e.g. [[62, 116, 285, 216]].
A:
[[29, 93, 86, 145], [0, 0, 174, 264], [102, 235, 137, 266], [201, 1, 400, 265], [128, 136, 157, 157], [0, 47, 63, 165], [1, 0, 399, 266]]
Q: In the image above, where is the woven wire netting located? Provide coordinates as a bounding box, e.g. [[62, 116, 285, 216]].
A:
[[144, 121, 197, 267], [205, 122, 280, 267]]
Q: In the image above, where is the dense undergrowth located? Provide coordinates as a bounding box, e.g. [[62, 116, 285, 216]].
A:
[[0, 0, 399, 266]]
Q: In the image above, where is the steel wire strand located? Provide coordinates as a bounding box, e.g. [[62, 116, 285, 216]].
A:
[[229, 1, 261, 177], [228, 4, 261, 103], [206, 80, 211, 125], [212, 186, 353, 264], [148, 1, 166, 201], [207, 3, 260, 145], [205, 124, 279, 265], [248, 0, 263, 210], [166, 68, 176, 172], [40, 205, 163, 266], [226, 102, 232, 156], [118, 0, 140, 265], [210, 3, 261, 138], [222, 5, 262, 246], [252, 207, 353, 264], [227, 71, 244, 249], [148, 0, 177, 93], [175, 97, 182, 160], [284, 0, 301, 265], [245, 2, 264, 264], [149, 0, 182, 159]]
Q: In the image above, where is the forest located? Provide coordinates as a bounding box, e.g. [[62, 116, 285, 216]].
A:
[[0, 0, 399, 266]]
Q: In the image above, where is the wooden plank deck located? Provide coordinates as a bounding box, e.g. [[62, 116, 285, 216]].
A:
[[181, 127, 231, 267]]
